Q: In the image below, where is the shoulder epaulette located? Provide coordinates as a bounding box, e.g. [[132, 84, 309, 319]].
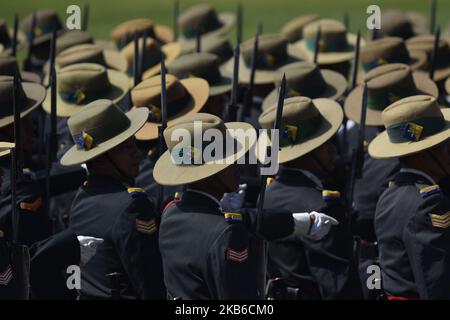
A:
[[128, 187, 146, 199], [266, 177, 274, 186], [224, 212, 243, 223], [388, 181, 395, 188], [322, 190, 341, 202], [419, 185, 441, 199]]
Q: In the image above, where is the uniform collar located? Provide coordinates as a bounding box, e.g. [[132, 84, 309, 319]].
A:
[[183, 189, 222, 214], [278, 166, 323, 189], [86, 174, 127, 191], [399, 168, 437, 186]]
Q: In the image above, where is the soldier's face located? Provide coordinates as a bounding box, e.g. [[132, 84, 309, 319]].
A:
[[0, 117, 34, 153], [312, 139, 337, 172], [107, 137, 141, 179], [431, 139, 450, 176], [217, 163, 240, 192]]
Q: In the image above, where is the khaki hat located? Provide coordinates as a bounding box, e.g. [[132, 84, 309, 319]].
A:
[[262, 61, 347, 111], [121, 37, 181, 79], [131, 74, 209, 141], [0, 56, 41, 83], [360, 37, 427, 73], [368, 95, 450, 159], [20, 9, 64, 59], [345, 64, 438, 127], [0, 142, 14, 158], [55, 30, 93, 55], [178, 4, 235, 48], [223, 34, 299, 85], [0, 19, 26, 53], [153, 113, 256, 186], [258, 96, 343, 164], [446, 77, 450, 94], [368, 10, 423, 40], [42, 63, 130, 117], [281, 15, 320, 43], [0, 75, 46, 128], [291, 19, 363, 65], [168, 52, 231, 96], [181, 34, 233, 65], [406, 35, 450, 82], [60, 99, 148, 166], [111, 18, 174, 48]]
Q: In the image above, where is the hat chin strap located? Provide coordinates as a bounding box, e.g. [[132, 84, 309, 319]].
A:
[[105, 153, 135, 187], [426, 150, 450, 179]]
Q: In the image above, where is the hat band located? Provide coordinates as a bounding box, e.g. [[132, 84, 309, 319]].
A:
[[284, 82, 326, 99], [306, 37, 350, 53], [386, 116, 445, 143], [146, 93, 191, 123], [182, 17, 222, 39], [244, 51, 287, 69], [60, 85, 112, 105], [279, 113, 323, 147], [367, 83, 417, 111], [73, 116, 131, 150], [188, 68, 222, 85]]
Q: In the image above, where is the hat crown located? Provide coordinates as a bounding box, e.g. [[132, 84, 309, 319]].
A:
[[241, 34, 288, 68], [200, 36, 233, 63], [56, 30, 93, 54], [131, 74, 186, 108], [58, 63, 112, 98], [275, 62, 326, 96], [178, 4, 221, 38], [281, 15, 320, 43], [111, 19, 157, 46], [361, 37, 411, 65], [20, 9, 62, 38], [382, 95, 442, 128], [303, 19, 349, 53], [0, 56, 20, 77], [0, 19, 11, 47], [168, 52, 221, 83], [121, 37, 161, 70], [57, 44, 107, 69], [379, 10, 414, 39], [366, 63, 414, 89], [406, 35, 447, 53]]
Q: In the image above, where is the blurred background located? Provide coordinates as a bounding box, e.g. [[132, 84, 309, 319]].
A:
[[1, 0, 449, 42]]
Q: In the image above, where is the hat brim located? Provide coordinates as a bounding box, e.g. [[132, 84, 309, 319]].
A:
[[0, 82, 46, 128], [153, 121, 256, 186], [257, 98, 343, 164], [21, 71, 41, 83], [60, 107, 148, 166], [0, 142, 15, 158], [222, 55, 300, 85], [42, 69, 130, 117], [179, 12, 236, 53], [368, 108, 450, 159], [291, 33, 365, 64], [262, 69, 347, 111], [344, 72, 439, 126], [142, 43, 182, 79], [135, 77, 209, 141]]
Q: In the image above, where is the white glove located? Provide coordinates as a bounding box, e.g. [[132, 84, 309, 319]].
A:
[[77, 236, 104, 265], [220, 184, 247, 212], [292, 211, 338, 240]]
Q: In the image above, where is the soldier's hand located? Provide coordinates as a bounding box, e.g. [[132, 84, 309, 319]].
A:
[[308, 212, 339, 240], [220, 184, 247, 212], [77, 236, 104, 265]]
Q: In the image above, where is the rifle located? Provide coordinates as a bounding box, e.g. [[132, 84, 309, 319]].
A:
[[173, 0, 180, 41], [225, 45, 240, 122], [239, 29, 259, 122], [195, 28, 201, 53], [133, 32, 140, 86], [347, 82, 368, 214], [429, 0, 437, 34], [156, 56, 168, 215], [236, 3, 243, 44], [23, 11, 36, 72], [313, 26, 321, 64], [371, 28, 379, 41], [11, 14, 19, 57], [82, 2, 90, 32], [429, 26, 440, 80], [139, 30, 147, 82], [11, 74, 31, 299]]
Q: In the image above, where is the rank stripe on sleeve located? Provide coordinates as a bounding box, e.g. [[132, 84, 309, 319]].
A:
[[0, 265, 13, 286], [135, 218, 157, 234], [226, 248, 248, 263], [429, 212, 450, 229]]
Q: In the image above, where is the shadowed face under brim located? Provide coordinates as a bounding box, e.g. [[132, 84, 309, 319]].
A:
[[257, 98, 343, 164], [262, 69, 347, 111], [344, 72, 438, 126], [134, 78, 210, 141], [368, 108, 450, 159], [153, 121, 256, 186]]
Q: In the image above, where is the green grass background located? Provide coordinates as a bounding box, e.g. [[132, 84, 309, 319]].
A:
[[1, 0, 449, 42]]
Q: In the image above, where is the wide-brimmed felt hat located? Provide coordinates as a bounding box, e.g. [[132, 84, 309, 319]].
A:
[[60, 99, 148, 166], [42, 63, 130, 117], [406, 35, 450, 82], [281, 15, 320, 43], [168, 52, 231, 96], [178, 4, 235, 49], [0, 75, 46, 128], [345, 63, 438, 127], [111, 18, 174, 49], [20, 9, 64, 59], [0, 141, 14, 158], [180, 33, 233, 65], [360, 37, 427, 73], [257, 96, 343, 164], [0, 56, 41, 83], [122, 37, 181, 79], [367, 10, 424, 40], [55, 30, 93, 55], [132, 74, 209, 141], [0, 19, 26, 53], [262, 61, 347, 111], [291, 19, 363, 65], [153, 113, 256, 186], [223, 34, 299, 85], [368, 95, 450, 159]]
